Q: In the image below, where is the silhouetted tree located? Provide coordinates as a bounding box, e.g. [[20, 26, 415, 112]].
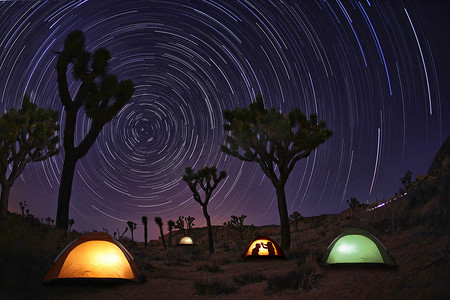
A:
[[68, 218, 75, 232], [224, 215, 247, 240], [399, 170, 412, 194], [309, 216, 321, 230], [0, 95, 59, 217], [346, 197, 361, 213], [19, 201, 28, 217], [55, 31, 135, 230], [114, 227, 128, 240], [174, 216, 185, 235], [155, 216, 166, 249], [142, 216, 148, 247], [167, 219, 175, 247], [182, 166, 227, 254], [289, 211, 303, 232], [127, 221, 137, 241], [186, 216, 195, 235], [222, 95, 332, 251]]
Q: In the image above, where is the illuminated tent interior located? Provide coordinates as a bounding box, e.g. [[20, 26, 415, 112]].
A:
[[322, 228, 397, 267], [178, 236, 194, 245], [43, 232, 142, 284], [242, 236, 285, 258]]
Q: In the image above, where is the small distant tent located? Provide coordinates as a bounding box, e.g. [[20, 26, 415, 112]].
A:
[[178, 236, 194, 245], [43, 232, 143, 284], [322, 228, 396, 267], [243, 236, 285, 258]]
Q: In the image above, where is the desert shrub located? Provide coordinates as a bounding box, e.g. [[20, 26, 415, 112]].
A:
[[265, 266, 315, 294], [408, 179, 439, 209], [165, 248, 188, 266], [165, 245, 206, 265], [0, 214, 86, 298], [196, 261, 220, 273], [194, 278, 237, 295], [233, 270, 266, 287], [213, 251, 235, 265], [289, 241, 322, 266]]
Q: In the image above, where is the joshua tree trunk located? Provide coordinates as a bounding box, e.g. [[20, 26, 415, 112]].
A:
[[159, 225, 167, 249], [56, 154, 77, 230], [276, 181, 290, 252], [0, 182, 11, 218], [203, 205, 214, 254], [144, 225, 148, 247]]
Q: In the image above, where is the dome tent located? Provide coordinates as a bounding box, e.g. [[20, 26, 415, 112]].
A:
[[242, 236, 285, 258], [322, 228, 397, 267], [43, 232, 143, 284], [178, 236, 194, 245]]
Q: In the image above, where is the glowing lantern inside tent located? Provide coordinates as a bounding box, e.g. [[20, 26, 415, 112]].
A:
[[242, 236, 285, 258], [42, 232, 142, 284], [179, 236, 194, 245]]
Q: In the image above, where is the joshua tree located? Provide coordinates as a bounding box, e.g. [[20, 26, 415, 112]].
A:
[[127, 221, 137, 241], [68, 218, 75, 232], [224, 215, 247, 240], [54, 30, 135, 230], [346, 197, 361, 214], [142, 216, 148, 247], [114, 227, 128, 240], [155, 216, 166, 249], [19, 201, 28, 217], [399, 170, 412, 194], [182, 166, 227, 254], [222, 94, 332, 251], [167, 219, 175, 247], [174, 216, 185, 235], [289, 211, 303, 232], [0, 95, 59, 218], [186, 216, 195, 235]]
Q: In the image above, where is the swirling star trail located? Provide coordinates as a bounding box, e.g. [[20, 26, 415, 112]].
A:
[[1, 0, 448, 239]]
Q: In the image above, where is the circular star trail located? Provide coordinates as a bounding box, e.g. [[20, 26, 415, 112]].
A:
[[1, 0, 448, 239]]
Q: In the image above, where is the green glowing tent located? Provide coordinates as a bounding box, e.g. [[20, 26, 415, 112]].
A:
[[322, 228, 397, 267]]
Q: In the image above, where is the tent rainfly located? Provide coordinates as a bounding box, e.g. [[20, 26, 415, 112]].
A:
[[242, 236, 285, 258], [178, 236, 194, 245], [43, 232, 143, 284], [322, 228, 397, 267]]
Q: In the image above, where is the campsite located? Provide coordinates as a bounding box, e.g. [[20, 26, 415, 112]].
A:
[[2, 1, 450, 298], [1, 158, 449, 299]]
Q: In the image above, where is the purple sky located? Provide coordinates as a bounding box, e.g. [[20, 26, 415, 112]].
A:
[[1, 0, 449, 241]]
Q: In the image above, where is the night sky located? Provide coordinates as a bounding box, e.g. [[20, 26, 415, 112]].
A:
[[1, 0, 449, 240]]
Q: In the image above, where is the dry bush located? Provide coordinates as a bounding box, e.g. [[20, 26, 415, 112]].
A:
[[265, 266, 315, 294], [233, 270, 266, 287], [196, 257, 221, 273], [289, 241, 324, 267], [165, 246, 206, 266], [194, 278, 237, 296]]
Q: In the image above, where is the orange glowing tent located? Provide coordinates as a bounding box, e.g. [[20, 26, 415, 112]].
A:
[[43, 232, 143, 284], [242, 236, 285, 258]]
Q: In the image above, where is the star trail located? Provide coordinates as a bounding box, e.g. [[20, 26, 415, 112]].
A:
[[1, 0, 448, 240]]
